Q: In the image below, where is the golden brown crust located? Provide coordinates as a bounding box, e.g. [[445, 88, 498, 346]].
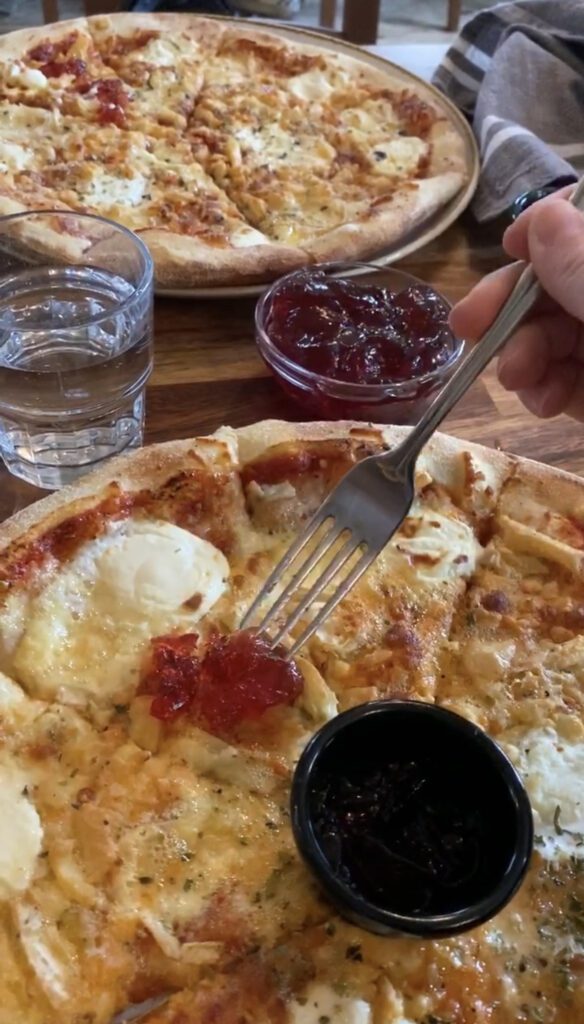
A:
[[0, 18, 91, 60], [7, 422, 575, 561], [303, 173, 464, 263], [141, 230, 308, 288]]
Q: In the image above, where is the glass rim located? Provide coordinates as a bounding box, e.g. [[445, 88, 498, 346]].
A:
[[255, 262, 463, 397], [0, 209, 153, 331]]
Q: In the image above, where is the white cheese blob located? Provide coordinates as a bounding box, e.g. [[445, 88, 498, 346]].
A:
[[234, 123, 334, 170], [288, 68, 335, 102], [371, 136, 427, 177], [501, 725, 584, 860], [0, 139, 33, 172], [388, 507, 481, 582], [140, 37, 182, 67], [0, 766, 43, 898], [289, 984, 371, 1024], [231, 225, 270, 248], [81, 171, 146, 208], [96, 521, 229, 619], [11, 520, 230, 705], [0, 670, 25, 707], [7, 63, 48, 90]]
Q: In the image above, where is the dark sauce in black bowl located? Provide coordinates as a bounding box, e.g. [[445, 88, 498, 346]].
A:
[[292, 701, 533, 937], [312, 753, 506, 917]]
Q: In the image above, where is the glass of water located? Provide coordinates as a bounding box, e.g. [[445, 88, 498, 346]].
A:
[[0, 210, 154, 489]]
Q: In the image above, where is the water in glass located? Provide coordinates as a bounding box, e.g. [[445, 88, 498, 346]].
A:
[[0, 213, 153, 489]]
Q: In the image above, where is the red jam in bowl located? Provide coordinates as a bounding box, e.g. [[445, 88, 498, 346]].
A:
[[256, 267, 463, 424]]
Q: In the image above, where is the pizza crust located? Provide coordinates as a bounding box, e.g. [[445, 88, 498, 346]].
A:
[[0, 421, 520, 555], [303, 173, 464, 263], [141, 229, 307, 288]]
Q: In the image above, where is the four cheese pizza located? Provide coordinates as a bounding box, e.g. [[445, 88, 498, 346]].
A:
[[0, 14, 468, 287], [0, 420, 582, 1024]]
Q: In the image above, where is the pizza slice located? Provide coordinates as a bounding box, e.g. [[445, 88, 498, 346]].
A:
[[188, 28, 464, 258], [237, 424, 496, 709], [0, 120, 304, 285], [435, 460, 584, 871], [437, 461, 584, 729], [0, 21, 135, 127], [87, 13, 223, 131], [191, 120, 461, 257]]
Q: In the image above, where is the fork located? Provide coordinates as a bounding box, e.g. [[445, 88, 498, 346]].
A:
[[241, 177, 584, 659]]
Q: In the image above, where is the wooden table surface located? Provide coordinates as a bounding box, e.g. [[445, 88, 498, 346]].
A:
[[1, 208, 582, 524]]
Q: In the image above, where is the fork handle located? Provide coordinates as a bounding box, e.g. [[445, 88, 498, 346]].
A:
[[386, 176, 584, 475]]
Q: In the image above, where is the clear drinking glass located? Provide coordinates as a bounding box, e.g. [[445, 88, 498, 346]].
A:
[[0, 210, 154, 489]]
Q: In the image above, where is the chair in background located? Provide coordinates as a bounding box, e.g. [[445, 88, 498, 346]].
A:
[[42, 0, 464, 46], [320, 0, 462, 40], [42, 0, 121, 16]]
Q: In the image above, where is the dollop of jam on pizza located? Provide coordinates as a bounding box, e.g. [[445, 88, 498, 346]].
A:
[[139, 629, 304, 737], [264, 269, 455, 385]]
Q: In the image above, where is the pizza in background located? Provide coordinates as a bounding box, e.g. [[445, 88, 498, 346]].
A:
[[0, 420, 582, 1024], [0, 14, 468, 286]]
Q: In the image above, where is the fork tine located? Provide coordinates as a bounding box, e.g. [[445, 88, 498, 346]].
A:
[[286, 547, 375, 660], [253, 520, 345, 636], [269, 534, 361, 650], [240, 510, 331, 629]]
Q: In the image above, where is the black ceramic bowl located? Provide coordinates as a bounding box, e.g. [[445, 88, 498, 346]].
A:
[[291, 700, 533, 939]]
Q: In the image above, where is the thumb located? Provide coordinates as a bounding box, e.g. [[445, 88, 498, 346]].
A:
[[528, 200, 584, 322]]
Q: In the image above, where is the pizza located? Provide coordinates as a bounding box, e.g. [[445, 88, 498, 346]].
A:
[[0, 14, 468, 288], [0, 419, 582, 1024]]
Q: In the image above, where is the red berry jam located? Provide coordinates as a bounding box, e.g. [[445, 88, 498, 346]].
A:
[[140, 629, 303, 740], [265, 269, 453, 385], [257, 268, 461, 424]]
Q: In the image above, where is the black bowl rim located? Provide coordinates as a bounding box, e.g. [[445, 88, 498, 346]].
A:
[[291, 699, 534, 939]]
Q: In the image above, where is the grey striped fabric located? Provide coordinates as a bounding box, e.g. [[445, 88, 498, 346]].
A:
[[432, 0, 584, 222]]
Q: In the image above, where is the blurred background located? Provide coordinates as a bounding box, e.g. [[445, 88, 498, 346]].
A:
[[1, 0, 492, 43]]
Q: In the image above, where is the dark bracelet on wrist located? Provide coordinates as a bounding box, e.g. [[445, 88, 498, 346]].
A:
[[509, 177, 577, 222]]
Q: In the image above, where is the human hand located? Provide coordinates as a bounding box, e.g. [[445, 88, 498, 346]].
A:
[[450, 189, 584, 420]]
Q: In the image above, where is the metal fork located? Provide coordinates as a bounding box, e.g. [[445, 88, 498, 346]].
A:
[[242, 177, 584, 658]]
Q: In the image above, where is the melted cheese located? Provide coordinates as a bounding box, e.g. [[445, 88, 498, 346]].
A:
[[11, 520, 229, 705], [386, 505, 481, 582], [6, 63, 48, 90], [80, 170, 146, 208], [339, 98, 398, 136], [288, 68, 334, 102], [0, 766, 43, 898], [140, 37, 184, 67], [13, 901, 76, 1008], [234, 123, 335, 170], [0, 670, 25, 708], [96, 521, 228, 617], [371, 136, 427, 177], [501, 725, 584, 860], [289, 984, 371, 1024], [0, 140, 33, 172], [231, 225, 270, 248]]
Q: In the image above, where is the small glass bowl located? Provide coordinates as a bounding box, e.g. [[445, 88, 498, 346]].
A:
[[255, 263, 464, 425], [291, 700, 533, 940]]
